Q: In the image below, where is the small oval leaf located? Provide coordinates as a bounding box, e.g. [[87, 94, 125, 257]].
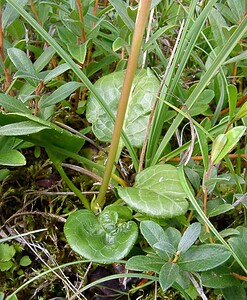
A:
[[159, 262, 179, 291], [177, 222, 201, 253]]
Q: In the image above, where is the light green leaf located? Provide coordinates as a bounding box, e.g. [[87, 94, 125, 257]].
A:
[[33, 47, 56, 72], [233, 102, 247, 121], [211, 134, 227, 164], [178, 223, 201, 253], [0, 169, 10, 181], [0, 112, 84, 155], [208, 204, 234, 218], [224, 50, 247, 64], [159, 262, 179, 291], [126, 255, 164, 273], [178, 244, 231, 272], [0, 94, 30, 114], [64, 209, 138, 263], [0, 150, 26, 166], [2, 0, 28, 29], [0, 243, 16, 262], [212, 126, 246, 164], [0, 261, 13, 271], [0, 121, 48, 136], [189, 89, 215, 116], [228, 84, 238, 120], [43, 63, 71, 84], [86, 69, 160, 148], [19, 255, 32, 267], [109, 0, 134, 31], [7, 48, 40, 85], [39, 81, 83, 108], [67, 41, 89, 64], [117, 165, 188, 219]]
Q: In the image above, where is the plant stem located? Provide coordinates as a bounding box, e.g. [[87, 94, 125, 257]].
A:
[[94, 0, 152, 210]]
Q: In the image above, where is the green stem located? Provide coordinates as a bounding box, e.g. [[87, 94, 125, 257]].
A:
[[51, 156, 90, 209], [94, 0, 152, 210]]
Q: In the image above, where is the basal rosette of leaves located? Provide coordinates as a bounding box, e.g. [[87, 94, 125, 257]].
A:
[[86, 68, 160, 148]]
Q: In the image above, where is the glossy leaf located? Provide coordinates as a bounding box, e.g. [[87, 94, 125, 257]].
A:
[[67, 41, 89, 64], [126, 255, 164, 273], [117, 165, 188, 218], [211, 134, 227, 164], [212, 126, 246, 164], [177, 222, 201, 253], [228, 84, 238, 120], [86, 69, 160, 148], [159, 262, 179, 291], [64, 209, 138, 263], [0, 150, 26, 166], [178, 244, 231, 272], [233, 102, 247, 121]]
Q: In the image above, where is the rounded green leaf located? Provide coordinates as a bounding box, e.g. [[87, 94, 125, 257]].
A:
[[0, 244, 16, 262], [64, 209, 138, 263], [117, 165, 188, 218], [19, 255, 32, 267], [86, 69, 160, 148]]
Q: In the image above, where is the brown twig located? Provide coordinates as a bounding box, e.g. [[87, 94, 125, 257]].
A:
[[0, 8, 13, 95], [76, 0, 86, 43]]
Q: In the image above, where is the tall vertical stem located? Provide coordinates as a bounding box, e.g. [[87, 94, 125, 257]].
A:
[[94, 0, 152, 210]]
